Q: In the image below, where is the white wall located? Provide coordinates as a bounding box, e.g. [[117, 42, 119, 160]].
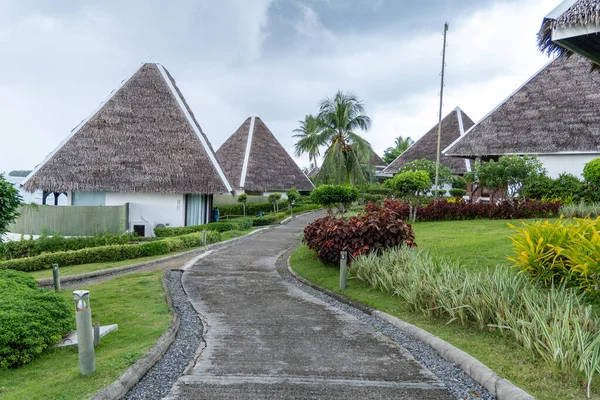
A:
[[105, 192, 185, 236], [537, 154, 600, 179]]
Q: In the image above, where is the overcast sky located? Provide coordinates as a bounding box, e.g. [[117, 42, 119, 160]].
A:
[[0, 0, 559, 174]]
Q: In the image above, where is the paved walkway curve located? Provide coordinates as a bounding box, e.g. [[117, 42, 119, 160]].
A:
[[166, 212, 455, 399]]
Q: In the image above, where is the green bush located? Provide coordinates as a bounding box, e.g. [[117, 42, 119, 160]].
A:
[[584, 158, 600, 189], [216, 201, 289, 217], [561, 202, 600, 218], [451, 176, 467, 189], [449, 188, 467, 198], [508, 217, 600, 294], [234, 218, 253, 230], [0, 231, 223, 272], [522, 173, 582, 203], [0, 270, 73, 369], [155, 221, 242, 237], [310, 185, 360, 213], [363, 184, 393, 196], [1, 232, 140, 260]]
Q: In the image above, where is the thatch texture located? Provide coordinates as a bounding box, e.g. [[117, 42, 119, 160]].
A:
[[370, 152, 387, 167], [24, 63, 230, 194], [383, 108, 474, 175], [217, 117, 314, 192], [538, 0, 600, 71], [444, 55, 600, 158]]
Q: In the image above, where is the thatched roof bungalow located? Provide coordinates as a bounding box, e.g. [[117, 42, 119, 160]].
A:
[[216, 116, 314, 195], [23, 63, 232, 235], [443, 55, 600, 178], [382, 107, 474, 176], [538, 0, 600, 70]]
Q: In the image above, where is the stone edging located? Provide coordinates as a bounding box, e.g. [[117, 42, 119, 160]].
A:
[[285, 257, 535, 400], [37, 227, 270, 287], [91, 270, 180, 400]]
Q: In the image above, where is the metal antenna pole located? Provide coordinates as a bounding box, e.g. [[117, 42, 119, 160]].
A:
[[434, 22, 449, 199]]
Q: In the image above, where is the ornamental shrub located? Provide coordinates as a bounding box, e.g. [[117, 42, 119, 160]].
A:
[[508, 217, 600, 294], [309, 185, 360, 214], [367, 198, 560, 222], [584, 158, 600, 189], [2, 232, 138, 260], [0, 270, 73, 368], [155, 221, 242, 237], [303, 202, 415, 265], [0, 231, 222, 272], [449, 188, 467, 198]]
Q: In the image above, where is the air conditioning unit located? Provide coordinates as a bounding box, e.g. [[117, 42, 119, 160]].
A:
[[155, 223, 170, 229]]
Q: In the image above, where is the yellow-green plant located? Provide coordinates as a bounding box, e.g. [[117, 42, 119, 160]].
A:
[[508, 217, 600, 293]]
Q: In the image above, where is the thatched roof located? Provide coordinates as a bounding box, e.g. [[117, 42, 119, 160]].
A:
[[216, 116, 314, 192], [538, 0, 600, 70], [383, 107, 474, 175], [24, 63, 232, 194], [370, 152, 387, 167], [444, 55, 600, 158]]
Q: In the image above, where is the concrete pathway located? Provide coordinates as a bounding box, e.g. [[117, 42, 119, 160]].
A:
[[167, 212, 454, 399]]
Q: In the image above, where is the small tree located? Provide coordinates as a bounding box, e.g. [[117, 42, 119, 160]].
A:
[[268, 193, 282, 213], [286, 188, 300, 209], [397, 159, 452, 192], [384, 170, 431, 221], [472, 155, 545, 201], [310, 185, 360, 216], [237, 193, 248, 216], [0, 174, 23, 242]]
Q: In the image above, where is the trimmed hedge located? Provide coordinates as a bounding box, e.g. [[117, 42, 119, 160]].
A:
[[0, 231, 222, 272], [0, 270, 73, 369], [1, 233, 143, 261], [369, 198, 561, 222], [216, 201, 289, 217], [154, 218, 254, 238]]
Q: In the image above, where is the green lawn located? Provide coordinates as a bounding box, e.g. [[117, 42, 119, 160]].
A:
[[29, 228, 258, 280], [411, 218, 554, 271], [291, 243, 597, 400], [0, 271, 171, 399]]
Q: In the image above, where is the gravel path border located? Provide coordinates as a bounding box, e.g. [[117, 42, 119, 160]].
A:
[[91, 271, 182, 400], [276, 246, 505, 400], [122, 270, 203, 400]]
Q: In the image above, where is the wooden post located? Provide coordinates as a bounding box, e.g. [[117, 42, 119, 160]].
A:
[[52, 264, 60, 292], [339, 251, 347, 291], [202, 229, 207, 246]]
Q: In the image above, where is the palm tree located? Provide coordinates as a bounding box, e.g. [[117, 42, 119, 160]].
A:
[[293, 114, 323, 169], [316, 91, 372, 185]]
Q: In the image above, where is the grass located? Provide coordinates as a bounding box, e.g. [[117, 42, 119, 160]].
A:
[[290, 244, 598, 400], [29, 228, 259, 279], [411, 218, 556, 271], [0, 271, 171, 399]]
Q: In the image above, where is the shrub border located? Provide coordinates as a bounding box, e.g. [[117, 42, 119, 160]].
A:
[[37, 228, 270, 287], [283, 249, 534, 400]]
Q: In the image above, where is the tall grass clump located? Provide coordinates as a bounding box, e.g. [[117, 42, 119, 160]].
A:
[[351, 247, 600, 397], [561, 202, 600, 218]]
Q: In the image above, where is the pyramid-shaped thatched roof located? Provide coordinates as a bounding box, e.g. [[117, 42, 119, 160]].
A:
[[383, 107, 474, 175], [23, 63, 232, 194], [216, 116, 314, 192], [444, 55, 600, 158], [370, 152, 387, 168]]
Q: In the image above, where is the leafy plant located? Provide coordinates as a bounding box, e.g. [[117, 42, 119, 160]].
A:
[[237, 193, 248, 216], [303, 202, 415, 264], [286, 188, 300, 206], [0, 174, 23, 241], [396, 158, 453, 187], [0, 270, 73, 368], [310, 185, 360, 215], [267, 193, 282, 212], [449, 188, 467, 198], [382, 136, 414, 164]]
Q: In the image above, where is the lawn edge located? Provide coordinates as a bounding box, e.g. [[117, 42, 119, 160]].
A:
[[90, 270, 180, 400], [36, 227, 271, 286], [285, 250, 535, 400]]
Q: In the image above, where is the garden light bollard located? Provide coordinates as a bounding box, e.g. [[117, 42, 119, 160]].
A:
[[340, 251, 347, 291], [52, 264, 60, 292], [73, 290, 96, 376], [93, 322, 100, 347], [202, 229, 207, 246]]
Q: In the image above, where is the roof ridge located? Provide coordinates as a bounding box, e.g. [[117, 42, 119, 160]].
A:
[[239, 116, 256, 189]]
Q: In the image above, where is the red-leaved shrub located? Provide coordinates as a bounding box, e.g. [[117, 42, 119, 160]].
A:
[[373, 198, 560, 222], [303, 203, 415, 265]]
